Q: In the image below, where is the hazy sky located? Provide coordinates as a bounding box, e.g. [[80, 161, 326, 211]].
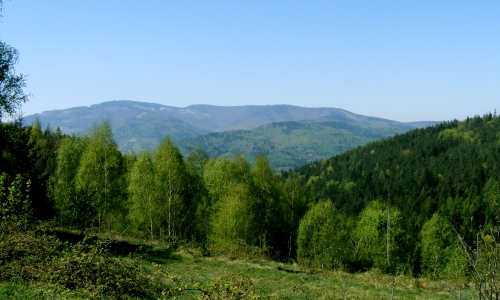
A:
[[1, 1, 499, 122]]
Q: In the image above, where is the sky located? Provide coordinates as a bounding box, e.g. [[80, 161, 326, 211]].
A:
[[1, 1, 499, 122]]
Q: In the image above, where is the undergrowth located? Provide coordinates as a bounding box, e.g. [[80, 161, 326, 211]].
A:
[[0, 223, 476, 299], [0, 223, 156, 299]]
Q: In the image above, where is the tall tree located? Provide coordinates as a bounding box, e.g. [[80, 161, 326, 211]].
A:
[[297, 200, 350, 269], [75, 120, 122, 230], [251, 153, 285, 255], [52, 135, 86, 229], [420, 213, 457, 278], [210, 182, 255, 253], [203, 156, 255, 252], [153, 135, 187, 238], [282, 173, 307, 260], [185, 148, 210, 247], [128, 151, 158, 240], [27, 119, 63, 219], [354, 200, 408, 272]]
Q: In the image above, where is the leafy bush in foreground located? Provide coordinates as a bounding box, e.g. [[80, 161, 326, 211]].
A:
[[0, 224, 155, 299]]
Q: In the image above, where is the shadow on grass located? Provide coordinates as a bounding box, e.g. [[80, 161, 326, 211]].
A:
[[49, 229, 180, 263]]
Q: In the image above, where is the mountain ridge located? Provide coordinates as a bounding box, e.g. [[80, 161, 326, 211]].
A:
[[23, 100, 440, 166]]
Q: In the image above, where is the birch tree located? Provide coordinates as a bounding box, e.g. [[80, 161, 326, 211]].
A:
[[75, 120, 122, 230], [153, 135, 187, 238], [52, 135, 86, 229], [128, 151, 158, 240]]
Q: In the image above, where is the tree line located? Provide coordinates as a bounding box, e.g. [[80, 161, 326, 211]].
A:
[[1, 118, 309, 260]]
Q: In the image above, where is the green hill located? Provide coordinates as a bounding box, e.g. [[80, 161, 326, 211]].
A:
[[176, 120, 413, 170], [289, 113, 500, 252], [113, 112, 208, 153]]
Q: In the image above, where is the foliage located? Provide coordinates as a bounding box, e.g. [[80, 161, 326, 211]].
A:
[[28, 119, 64, 219], [128, 151, 158, 240], [177, 120, 410, 170], [0, 225, 156, 299], [152, 135, 190, 239], [454, 181, 500, 299], [251, 153, 286, 255], [0, 173, 31, 224], [353, 200, 408, 272], [290, 113, 500, 274], [75, 119, 123, 231], [420, 213, 459, 278], [210, 182, 256, 254], [281, 173, 308, 260], [297, 200, 351, 270], [0, 41, 29, 121], [52, 135, 87, 229], [204, 156, 255, 254]]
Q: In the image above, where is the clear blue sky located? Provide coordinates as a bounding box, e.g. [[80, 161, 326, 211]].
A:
[[1, 1, 499, 122]]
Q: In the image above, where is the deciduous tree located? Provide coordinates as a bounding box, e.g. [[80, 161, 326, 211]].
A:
[[75, 120, 122, 230], [153, 135, 187, 238]]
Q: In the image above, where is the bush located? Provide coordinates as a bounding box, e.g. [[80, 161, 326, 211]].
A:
[[0, 224, 158, 299]]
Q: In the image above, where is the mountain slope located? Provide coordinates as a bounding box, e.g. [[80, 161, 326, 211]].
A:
[[23, 100, 439, 158], [176, 120, 410, 170], [289, 113, 500, 244]]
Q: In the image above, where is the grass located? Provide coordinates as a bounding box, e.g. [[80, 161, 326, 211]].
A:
[[127, 243, 476, 299], [0, 229, 476, 299]]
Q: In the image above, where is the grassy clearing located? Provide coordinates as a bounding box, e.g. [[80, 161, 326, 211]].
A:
[[129, 244, 476, 299], [0, 229, 476, 299]]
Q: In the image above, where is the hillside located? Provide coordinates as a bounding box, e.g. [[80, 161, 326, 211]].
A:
[[176, 120, 411, 170], [3, 109, 497, 295], [289, 113, 500, 247]]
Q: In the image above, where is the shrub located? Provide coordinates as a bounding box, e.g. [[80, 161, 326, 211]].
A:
[[0, 224, 157, 299]]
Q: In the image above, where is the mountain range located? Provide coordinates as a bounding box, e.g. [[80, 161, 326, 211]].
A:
[[24, 100, 439, 169]]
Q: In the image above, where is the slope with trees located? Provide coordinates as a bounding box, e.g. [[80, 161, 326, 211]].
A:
[[176, 120, 410, 170], [289, 112, 500, 273]]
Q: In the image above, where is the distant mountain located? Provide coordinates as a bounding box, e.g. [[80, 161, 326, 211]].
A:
[[24, 100, 440, 164]]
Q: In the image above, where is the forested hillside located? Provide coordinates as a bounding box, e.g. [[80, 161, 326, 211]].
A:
[[289, 112, 500, 273], [176, 120, 407, 170], [293, 112, 500, 223], [3, 113, 500, 297]]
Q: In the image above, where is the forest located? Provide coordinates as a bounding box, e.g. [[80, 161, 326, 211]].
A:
[[2, 110, 500, 298]]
